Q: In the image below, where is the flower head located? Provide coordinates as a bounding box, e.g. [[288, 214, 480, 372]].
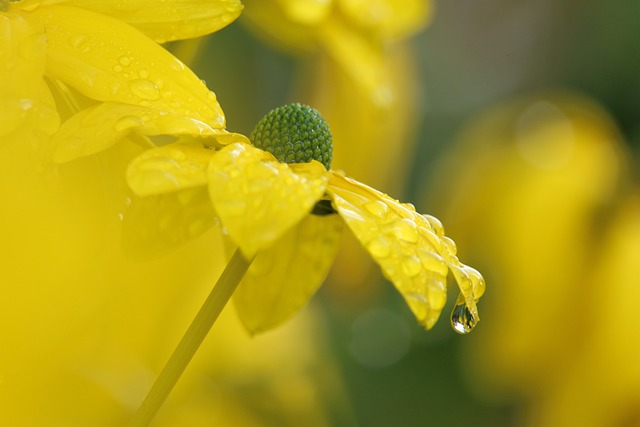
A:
[[127, 103, 484, 334], [1, 0, 244, 162]]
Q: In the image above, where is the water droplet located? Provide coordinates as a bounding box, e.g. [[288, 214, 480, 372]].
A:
[[112, 64, 123, 73], [451, 297, 477, 334], [418, 226, 442, 252], [416, 249, 447, 275], [138, 69, 149, 78], [114, 115, 143, 132], [401, 255, 422, 277], [129, 79, 160, 101], [423, 214, 444, 236], [441, 236, 457, 256], [402, 202, 416, 212], [367, 236, 391, 258], [392, 218, 418, 243], [118, 55, 132, 66], [463, 266, 486, 299], [69, 34, 86, 49], [426, 279, 447, 310], [364, 200, 389, 217]]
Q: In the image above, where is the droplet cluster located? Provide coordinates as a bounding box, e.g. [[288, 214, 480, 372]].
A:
[[326, 175, 485, 332], [250, 103, 333, 170]]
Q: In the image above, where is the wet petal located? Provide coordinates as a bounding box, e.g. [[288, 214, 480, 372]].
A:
[[121, 187, 218, 260], [52, 102, 239, 162], [0, 12, 59, 138], [32, 5, 225, 129], [326, 172, 481, 329], [233, 213, 343, 334], [31, 0, 244, 43], [126, 141, 214, 196], [207, 143, 328, 257]]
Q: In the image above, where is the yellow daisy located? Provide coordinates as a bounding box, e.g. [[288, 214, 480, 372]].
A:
[[1, 0, 244, 162], [127, 103, 484, 335]]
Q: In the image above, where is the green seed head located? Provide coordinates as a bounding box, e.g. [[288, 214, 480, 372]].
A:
[[250, 103, 333, 170]]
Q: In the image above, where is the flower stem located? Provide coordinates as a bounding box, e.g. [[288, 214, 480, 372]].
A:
[[129, 249, 253, 427]]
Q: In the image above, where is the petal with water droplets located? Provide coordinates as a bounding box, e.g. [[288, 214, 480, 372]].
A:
[[327, 172, 459, 329], [53, 102, 243, 162], [0, 12, 59, 138], [122, 187, 218, 260], [126, 141, 215, 197], [33, 5, 225, 134], [233, 213, 342, 334], [207, 143, 328, 257], [39, 0, 244, 43]]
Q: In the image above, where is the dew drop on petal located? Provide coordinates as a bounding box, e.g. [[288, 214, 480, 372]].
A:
[[119, 55, 132, 66], [416, 249, 448, 275], [392, 218, 419, 243], [69, 34, 86, 49], [463, 266, 486, 299], [114, 115, 143, 132], [423, 214, 444, 236], [367, 236, 391, 258], [440, 235, 457, 256], [451, 295, 477, 334], [401, 255, 422, 277], [129, 79, 161, 101], [364, 200, 389, 217]]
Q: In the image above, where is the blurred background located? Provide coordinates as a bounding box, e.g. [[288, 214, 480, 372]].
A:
[[2, 0, 639, 426]]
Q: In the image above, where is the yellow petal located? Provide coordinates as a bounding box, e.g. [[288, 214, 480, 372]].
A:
[[338, 0, 432, 39], [126, 141, 214, 196], [122, 187, 218, 260], [0, 12, 59, 138], [317, 17, 389, 107], [53, 102, 238, 162], [207, 143, 328, 257], [327, 172, 480, 329], [233, 212, 343, 334], [32, 5, 225, 128], [241, 0, 318, 52], [275, 0, 332, 25], [30, 0, 244, 43]]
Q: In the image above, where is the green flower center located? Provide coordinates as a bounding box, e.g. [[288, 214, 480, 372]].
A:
[[250, 103, 333, 170]]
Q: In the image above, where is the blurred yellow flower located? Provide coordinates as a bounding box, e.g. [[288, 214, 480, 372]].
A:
[[242, 0, 430, 106], [128, 103, 484, 335], [1, 0, 243, 162], [426, 91, 640, 426]]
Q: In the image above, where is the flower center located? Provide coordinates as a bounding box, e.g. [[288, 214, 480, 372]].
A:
[[250, 103, 333, 170]]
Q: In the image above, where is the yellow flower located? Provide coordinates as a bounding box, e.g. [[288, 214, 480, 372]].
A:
[[1, 0, 243, 162], [127, 103, 484, 334], [240, 0, 430, 295], [241, 0, 431, 106]]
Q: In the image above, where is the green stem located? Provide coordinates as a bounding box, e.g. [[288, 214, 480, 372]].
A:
[[129, 249, 254, 427]]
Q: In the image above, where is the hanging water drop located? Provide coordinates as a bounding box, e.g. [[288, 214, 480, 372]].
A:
[[451, 296, 477, 334]]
